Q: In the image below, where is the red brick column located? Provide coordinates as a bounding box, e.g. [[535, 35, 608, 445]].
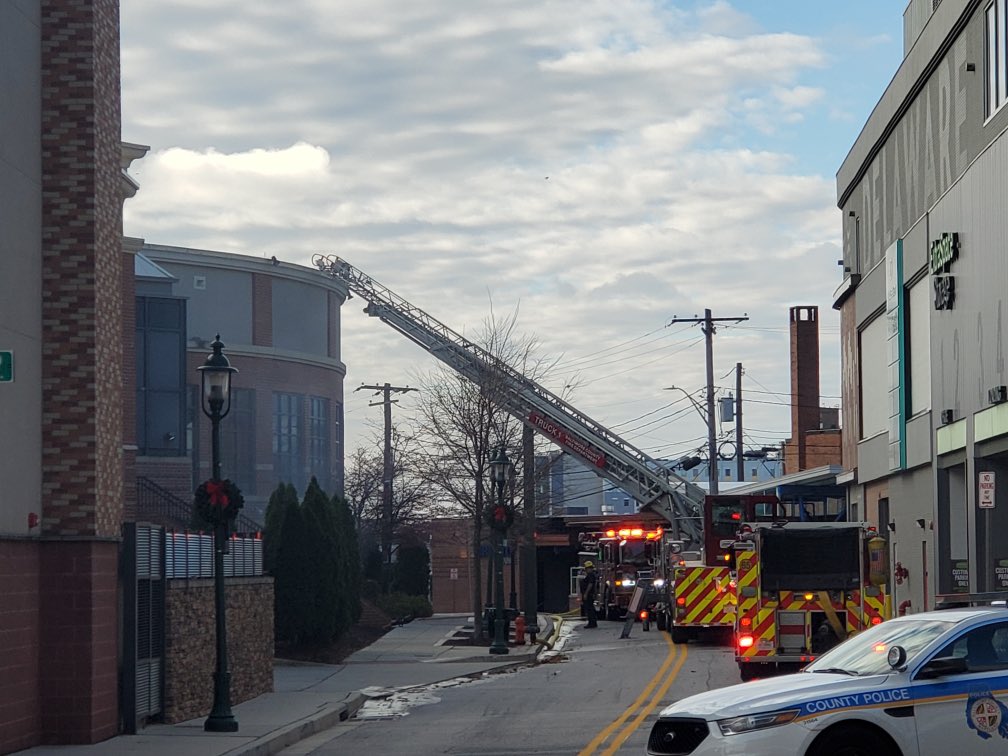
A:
[[37, 0, 123, 744]]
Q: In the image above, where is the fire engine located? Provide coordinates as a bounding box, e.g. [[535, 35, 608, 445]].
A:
[[580, 525, 673, 624], [668, 494, 780, 644], [733, 521, 891, 680]]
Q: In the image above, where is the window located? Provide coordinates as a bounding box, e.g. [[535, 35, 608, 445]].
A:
[[273, 393, 303, 491], [308, 396, 330, 492], [135, 297, 186, 456], [931, 622, 1008, 672], [859, 314, 888, 439], [987, 0, 1008, 118], [221, 388, 256, 494]]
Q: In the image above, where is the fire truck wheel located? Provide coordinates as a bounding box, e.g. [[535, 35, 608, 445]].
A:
[[806, 723, 897, 756], [656, 610, 668, 632], [671, 626, 689, 644], [738, 663, 760, 682]]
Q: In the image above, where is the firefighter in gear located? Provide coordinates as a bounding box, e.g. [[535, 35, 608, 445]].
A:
[[580, 561, 598, 628]]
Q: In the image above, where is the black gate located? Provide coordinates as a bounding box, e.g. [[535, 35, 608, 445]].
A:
[[121, 522, 165, 732]]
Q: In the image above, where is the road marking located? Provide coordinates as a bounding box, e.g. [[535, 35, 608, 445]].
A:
[[578, 630, 686, 755]]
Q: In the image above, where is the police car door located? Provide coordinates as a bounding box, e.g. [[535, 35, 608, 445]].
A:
[[912, 620, 1008, 755]]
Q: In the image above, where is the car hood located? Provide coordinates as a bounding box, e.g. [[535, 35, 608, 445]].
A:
[[657, 672, 895, 720]]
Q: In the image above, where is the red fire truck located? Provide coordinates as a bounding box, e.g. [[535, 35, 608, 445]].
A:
[[668, 495, 780, 644], [733, 522, 891, 680], [579, 525, 672, 623]]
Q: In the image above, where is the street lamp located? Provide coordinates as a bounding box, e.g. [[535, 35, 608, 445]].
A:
[[665, 385, 717, 494], [488, 446, 513, 655], [198, 335, 239, 733]]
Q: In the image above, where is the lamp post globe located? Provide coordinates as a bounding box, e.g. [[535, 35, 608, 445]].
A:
[[198, 335, 239, 733], [489, 446, 511, 655]]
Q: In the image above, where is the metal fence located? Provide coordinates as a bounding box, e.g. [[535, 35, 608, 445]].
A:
[[165, 531, 264, 579]]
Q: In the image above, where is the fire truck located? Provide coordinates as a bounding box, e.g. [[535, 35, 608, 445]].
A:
[[667, 494, 780, 644], [733, 522, 891, 680], [580, 525, 673, 623]]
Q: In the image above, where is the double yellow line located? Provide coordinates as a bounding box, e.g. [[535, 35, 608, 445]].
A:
[[579, 631, 688, 755]]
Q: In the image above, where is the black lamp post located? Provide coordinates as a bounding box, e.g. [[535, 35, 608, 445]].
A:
[[507, 465, 517, 610], [198, 335, 239, 733], [488, 446, 513, 655]]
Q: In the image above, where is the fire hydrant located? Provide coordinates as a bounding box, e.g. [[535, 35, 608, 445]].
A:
[[514, 615, 526, 645]]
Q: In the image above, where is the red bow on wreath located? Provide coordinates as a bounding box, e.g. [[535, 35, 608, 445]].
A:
[[206, 480, 230, 508], [494, 506, 507, 523]]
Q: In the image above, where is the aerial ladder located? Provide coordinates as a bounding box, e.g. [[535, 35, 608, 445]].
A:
[[313, 254, 707, 544]]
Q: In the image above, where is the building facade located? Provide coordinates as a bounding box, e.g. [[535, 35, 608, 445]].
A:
[[836, 0, 1008, 612], [1, 1, 126, 749], [138, 244, 349, 524]]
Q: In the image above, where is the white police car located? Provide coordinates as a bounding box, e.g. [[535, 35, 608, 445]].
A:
[[647, 607, 1008, 756]]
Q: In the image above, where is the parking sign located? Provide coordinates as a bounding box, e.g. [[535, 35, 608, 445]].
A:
[[979, 472, 995, 509]]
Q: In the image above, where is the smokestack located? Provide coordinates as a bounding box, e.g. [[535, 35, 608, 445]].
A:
[[790, 306, 820, 471]]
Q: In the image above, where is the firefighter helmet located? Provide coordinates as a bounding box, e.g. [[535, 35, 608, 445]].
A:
[[584, 561, 595, 569]]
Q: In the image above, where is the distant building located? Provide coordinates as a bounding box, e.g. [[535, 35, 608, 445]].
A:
[[137, 244, 349, 524]]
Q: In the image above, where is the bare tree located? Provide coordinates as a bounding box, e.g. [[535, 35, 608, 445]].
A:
[[410, 305, 561, 641], [344, 426, 439, 561]]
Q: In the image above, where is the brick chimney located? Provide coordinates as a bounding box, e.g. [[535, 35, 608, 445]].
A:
[[789, 306, 820, 471]]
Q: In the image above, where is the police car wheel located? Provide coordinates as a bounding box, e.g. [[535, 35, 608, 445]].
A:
[[806, 723, 896, 756]]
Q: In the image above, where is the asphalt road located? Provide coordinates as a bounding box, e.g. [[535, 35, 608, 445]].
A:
[[278, 618, 741, 755]]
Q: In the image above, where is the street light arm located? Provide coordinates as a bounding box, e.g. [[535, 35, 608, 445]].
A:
[[663, 386, 709, 424]]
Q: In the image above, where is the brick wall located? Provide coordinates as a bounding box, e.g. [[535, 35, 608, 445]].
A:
[[35, 2, 124, 743], [38, 540, 119, 745], [0, 540, 41, 755], [136, 456, 195, 506], [40, 0, 124, 539], [163, 577, 274, 724]]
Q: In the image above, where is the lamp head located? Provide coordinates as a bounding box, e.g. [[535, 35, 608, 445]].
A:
[[197, 334, 238, 418]]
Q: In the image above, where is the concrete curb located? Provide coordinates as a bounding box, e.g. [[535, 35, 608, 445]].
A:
[[226, 692, 366, 756], [227, 623, 555, 756]]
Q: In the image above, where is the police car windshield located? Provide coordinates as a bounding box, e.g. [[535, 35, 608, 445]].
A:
[[804, 618, 954, 677]]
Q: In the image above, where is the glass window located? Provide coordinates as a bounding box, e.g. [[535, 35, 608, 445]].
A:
[[221, 388, 256, 494], [273, 393, 303, 491], [987, 0, 1008, 118], [135, 296, 186, 456], [859, 315, 888, 439], [931, 622, 1008, 672], [308, 396, 330, 493]]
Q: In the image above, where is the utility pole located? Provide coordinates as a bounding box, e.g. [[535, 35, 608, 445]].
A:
[[357, 382, 416, 583], [521, 425, 538, 637], [735, 362, 744, 482], [667, 309, 748, 495]]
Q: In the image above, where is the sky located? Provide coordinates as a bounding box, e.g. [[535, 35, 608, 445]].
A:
[[120, 1, 906, 466]]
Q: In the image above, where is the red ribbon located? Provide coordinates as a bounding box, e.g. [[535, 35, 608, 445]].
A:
[[494, 506, 507, 522], [207, 481, 229, 508]]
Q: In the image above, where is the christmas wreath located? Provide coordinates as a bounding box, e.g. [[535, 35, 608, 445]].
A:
[[484, 502, 514, 533], [194, 478, 244, 526]]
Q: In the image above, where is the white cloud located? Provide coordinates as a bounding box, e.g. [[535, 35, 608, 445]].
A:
[[120, 0, 877, 459]]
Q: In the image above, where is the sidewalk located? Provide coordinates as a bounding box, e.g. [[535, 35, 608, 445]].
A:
[[19, 614, 559, 756]]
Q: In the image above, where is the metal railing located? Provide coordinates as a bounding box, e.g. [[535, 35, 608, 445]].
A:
[[136, 476, 261, 535]]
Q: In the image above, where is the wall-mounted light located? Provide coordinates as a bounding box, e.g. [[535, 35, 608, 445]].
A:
[[915, 518, 926, 529], [887, 521, 896, 532], [988, 385, 1007, 405], [940, 409, 955, 425], [848, 211, 856, 217], [966, 62, 976, 72]]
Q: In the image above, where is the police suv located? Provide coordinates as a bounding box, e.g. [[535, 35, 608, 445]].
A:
[[647, 608, 1008, 756]]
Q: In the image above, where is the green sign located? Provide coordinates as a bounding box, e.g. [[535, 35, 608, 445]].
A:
[[0, 351, 11, 383]]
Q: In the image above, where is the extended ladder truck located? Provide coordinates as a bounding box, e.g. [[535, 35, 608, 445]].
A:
[[312, 255, 708, 544]]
